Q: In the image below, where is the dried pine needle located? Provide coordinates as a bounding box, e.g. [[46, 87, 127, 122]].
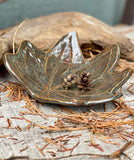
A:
[[40, 143, 49, 151], [3, 80, 134, 135], [20, 146, 28, 152], [0, 80, 134, 157], [70, 140, 80, 154], [44, 137, 57, 146], [96, 135, 120, 146], [13, 20, 26, 54], [35, 144, 45, 157], [0, 135, 13, 138], [90, 126, 96, 145], [88, 143, 104, 152]]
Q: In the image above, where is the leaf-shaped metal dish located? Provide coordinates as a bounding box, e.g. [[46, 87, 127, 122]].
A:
[[3, 31, 132, 106]]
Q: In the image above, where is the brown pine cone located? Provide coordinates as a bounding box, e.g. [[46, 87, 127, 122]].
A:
[[78, 71, 91, 91], [63, 74, 77, 89]]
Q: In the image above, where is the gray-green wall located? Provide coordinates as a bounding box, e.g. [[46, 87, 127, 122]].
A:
[[0, 0, 126, 29]]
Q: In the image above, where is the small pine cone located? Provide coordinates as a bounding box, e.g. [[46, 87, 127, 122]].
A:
[[63, 74, 77, 89], [78, 71, 91, 91]]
